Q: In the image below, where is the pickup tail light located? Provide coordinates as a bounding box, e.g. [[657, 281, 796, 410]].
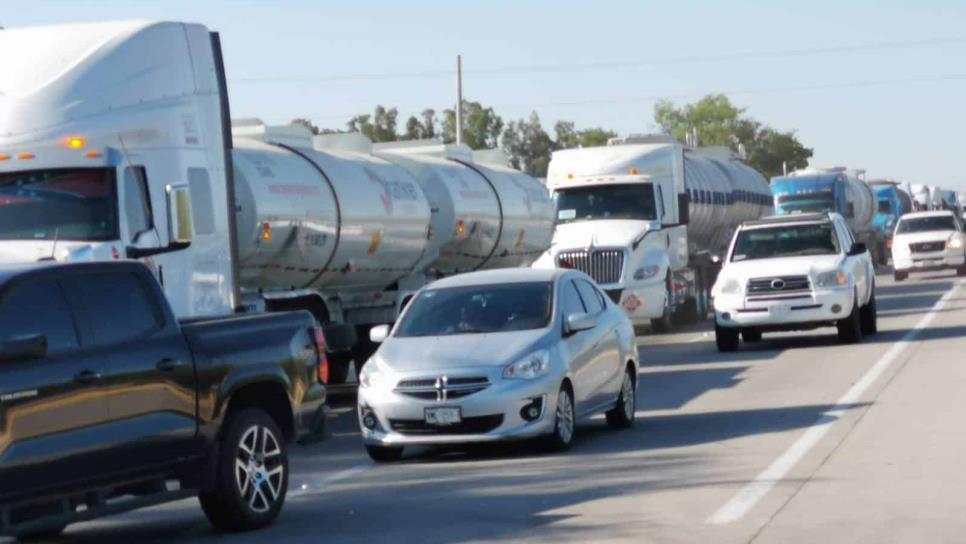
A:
[[310, 326, 329, 384]]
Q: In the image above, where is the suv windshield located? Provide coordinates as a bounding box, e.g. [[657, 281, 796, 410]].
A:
[[896, 216, 958, 233], [732, 223, 840, 262], [0, 168, 118, 241], [555, 184, 657, 224], [394, 282, 553, 337]]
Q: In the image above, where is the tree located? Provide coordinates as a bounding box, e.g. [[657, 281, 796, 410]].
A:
[[654, 94, 812, 178], [502, 112, 555, 177], [442, 100, 503, 149], [290, 118, 321, 135], [554, 121, 617, 149], [346, 106, 399, 142], [401, 109, 438, 140]]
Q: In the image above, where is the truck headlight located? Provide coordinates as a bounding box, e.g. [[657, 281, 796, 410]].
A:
[[633, 265, 661, 280], [815, 270, 848, 288], [947, 236, 964, 249], [359, 360, 386, 388], [504, 350, 550, 380], [714, 278, 743, 296], [893, 244, 911, 257]]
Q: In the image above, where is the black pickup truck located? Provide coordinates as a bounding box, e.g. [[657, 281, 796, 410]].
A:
[[0, 261, 327, 539]]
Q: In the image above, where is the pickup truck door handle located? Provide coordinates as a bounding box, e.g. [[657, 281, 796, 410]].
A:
[[74, 370, 102, 385], [156, 358, 185, 372]]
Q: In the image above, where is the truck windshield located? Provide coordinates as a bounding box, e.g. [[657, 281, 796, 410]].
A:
[[395, 282, 553, 337], [877, 200, 892, 213], [896, 216, 957, 233], [0, 168, 118, 241], [554, 184, 657, 224], [731, 224, 840, 262], [775, 192, 834, 214]]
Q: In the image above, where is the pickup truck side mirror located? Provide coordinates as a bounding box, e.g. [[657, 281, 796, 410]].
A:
[[848, 242, 868, 256], [369, 324, 390, 344], [565, 312, 596, 335], [0, 334, 48, 363]]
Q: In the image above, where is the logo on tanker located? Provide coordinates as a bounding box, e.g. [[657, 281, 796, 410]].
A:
[[364, 167, 419, 214]]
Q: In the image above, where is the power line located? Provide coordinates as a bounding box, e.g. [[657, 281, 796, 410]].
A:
[[230, 36, 966, 84]]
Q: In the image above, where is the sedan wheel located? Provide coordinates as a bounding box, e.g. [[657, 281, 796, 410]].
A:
[[606, 368, 636, 429], [544, 384, 575, 451]]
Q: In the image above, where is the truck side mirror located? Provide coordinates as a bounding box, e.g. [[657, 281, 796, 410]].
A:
[[0, 334, 48, 363], [167, 184, 194, 245]]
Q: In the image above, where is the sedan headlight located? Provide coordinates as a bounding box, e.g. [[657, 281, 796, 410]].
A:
[[815, 270, 848, 288], [633, 265, 661, 280], [359, 359, 387, 388], [947, 236, 964, 249], [504, 350, 550, 380], [714, 278, 743, 296]]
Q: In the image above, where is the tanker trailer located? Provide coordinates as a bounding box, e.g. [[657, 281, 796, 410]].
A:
[[771, 167, 887, 265], [533, 135, 772, 332]]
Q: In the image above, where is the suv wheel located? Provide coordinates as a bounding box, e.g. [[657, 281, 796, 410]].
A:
[[200, 408, 288, 531], [606, 367, 636, 429], [715, 322, 739, 352], [837, 297, 863, 344], [860, 289, 878, 335]]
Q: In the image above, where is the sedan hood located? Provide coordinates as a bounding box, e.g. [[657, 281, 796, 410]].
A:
[[551, 220, 653, 251], [721, 255, 844, 280], [377, 329, 550, 373]]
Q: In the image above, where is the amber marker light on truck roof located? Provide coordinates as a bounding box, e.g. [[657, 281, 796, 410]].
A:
[[66, 137, 86, 149], [0, 154, 9, 161], [85, 151, 102, 158], [17, 152, 34, 160]]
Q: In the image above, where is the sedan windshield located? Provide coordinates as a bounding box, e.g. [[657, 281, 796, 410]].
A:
[[394, 282, 553, 337], [555, 184, 657, 224], [0, 168, 118, 241], [732, 224, 840, 262], [896, 216, 958, 233]]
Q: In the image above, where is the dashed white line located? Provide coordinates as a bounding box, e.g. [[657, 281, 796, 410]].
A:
[[707, 279, 963, 525]]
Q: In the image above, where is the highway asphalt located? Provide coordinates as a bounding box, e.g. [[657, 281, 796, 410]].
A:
[[24, 271, 966, 543]]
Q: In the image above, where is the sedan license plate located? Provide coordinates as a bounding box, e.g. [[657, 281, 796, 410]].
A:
[[425, 407, 461, 426]]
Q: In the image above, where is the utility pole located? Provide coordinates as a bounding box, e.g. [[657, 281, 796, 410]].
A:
[[455, 54, 463, 146]]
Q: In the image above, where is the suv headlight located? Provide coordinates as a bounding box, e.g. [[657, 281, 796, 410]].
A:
[[714, 278, 743, 296], [815, 270, 848, 288], [947, 236, 964, 249], [504, 350, 550, 380], [359, 359, 387, 388]]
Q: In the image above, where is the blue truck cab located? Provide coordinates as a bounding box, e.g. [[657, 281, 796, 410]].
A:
[[872, 185, 907, 241]]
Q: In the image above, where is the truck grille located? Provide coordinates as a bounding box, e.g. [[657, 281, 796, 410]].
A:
[[746, 275, 811, 295], [389, 414, 504, 435], [557, 249, 624, 285], [394, 376, 490, 401], [910, 241, 945, 253]]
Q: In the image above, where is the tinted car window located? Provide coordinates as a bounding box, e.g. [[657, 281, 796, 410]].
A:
[[70, 272, 161, 346], [560, 280, 586, 317], [575, 280, 605, 314], [896, 215, 958, 233], [0, 279, 79, 352]]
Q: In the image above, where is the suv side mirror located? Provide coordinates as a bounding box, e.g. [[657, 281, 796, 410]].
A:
[[369, 324, 390, 344], [565, 313, 596, 335], [848, 242, 868, 256], [0, 334, 47, 363]]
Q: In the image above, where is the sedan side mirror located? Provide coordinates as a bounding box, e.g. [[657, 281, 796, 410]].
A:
[[565, 313, 596, 335], [0, 334, 48, 363], [369, 324, 390, 344], [848, 242, 868, 256]]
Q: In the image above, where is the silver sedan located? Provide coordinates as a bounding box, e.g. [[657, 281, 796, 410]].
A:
[[357, 268, 639, 462]]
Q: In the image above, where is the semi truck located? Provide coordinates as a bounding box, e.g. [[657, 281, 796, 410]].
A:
[[868, 180, 913, 249], [532, 135, 772, 331], [0, 21, 554, 383], [771, 167, 888, 265]]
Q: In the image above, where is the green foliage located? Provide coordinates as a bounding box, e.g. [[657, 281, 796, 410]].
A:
[[401, 109, 437, 140], [347, 106, 399, 142], [442, 100, 504, 149], [502, 112, 555, 177], [554, 121, 617, 149]]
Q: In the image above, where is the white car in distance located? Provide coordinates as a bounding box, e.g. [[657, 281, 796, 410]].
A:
[[712, 213, 877, 351], [891, 210, 966, 281]]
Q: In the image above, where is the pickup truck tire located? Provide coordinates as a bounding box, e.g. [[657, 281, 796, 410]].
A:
[[365, 445, 404, 462], [327, 351, 353, 384], [894, 270, 908, 282], [837, 298, 863, 344], [715, 323, 739, 352], [860, 290, 878, 335], [200, 408, 288, 532]]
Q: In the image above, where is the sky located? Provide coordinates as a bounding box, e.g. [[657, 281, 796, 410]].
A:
[[6, 0, 966, 188]]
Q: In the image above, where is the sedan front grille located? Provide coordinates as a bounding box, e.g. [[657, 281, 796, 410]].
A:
[[394, 376, 490, 402], [557, 249, 624, 285], [746, 275, 811, 295], [389, 414, 504, 435], [910, 241, 945, 253]]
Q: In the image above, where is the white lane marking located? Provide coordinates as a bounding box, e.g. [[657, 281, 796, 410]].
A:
[[687, 332, 711, 343], [290, 463, 372, 498], [707, 280, 962, 525]]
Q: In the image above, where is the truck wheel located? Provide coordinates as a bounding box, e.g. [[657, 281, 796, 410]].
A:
[[894, 270, 908, 282], [741, 330, 762, 343], [957, 266, 966, 277], [365, 445, 404, 463], [715, 322, 739, 352], [860, 289, 878, 335], [650, 274, 674, 333], [200, 408, 288, 532], [327, 351, 352, 384], [837, 297, 863, 344]]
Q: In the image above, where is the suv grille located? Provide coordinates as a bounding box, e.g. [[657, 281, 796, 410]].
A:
[[389, 414, 504, 435], [746, 275, 811, 295], [910, 241, 945, 253], [394, 376, 490, 401], [557, 249, 624, 285]]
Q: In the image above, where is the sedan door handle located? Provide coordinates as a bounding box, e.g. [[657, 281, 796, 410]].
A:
[[156, 358, 185, 372], [74, 370, 102, 385]]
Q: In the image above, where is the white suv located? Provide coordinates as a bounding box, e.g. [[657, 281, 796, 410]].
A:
[[891, 210, 966, 281], [712, 213, 877, 352]]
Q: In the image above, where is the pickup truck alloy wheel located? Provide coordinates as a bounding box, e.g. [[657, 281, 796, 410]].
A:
[[235, 425, 284, 514]]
